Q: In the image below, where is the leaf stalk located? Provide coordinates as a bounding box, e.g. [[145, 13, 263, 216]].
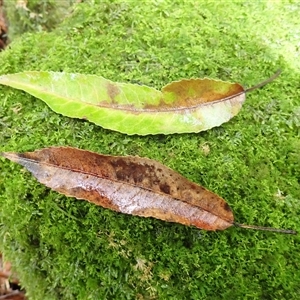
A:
[[234, 223, 297, 235], [245, 69, 281, 93]]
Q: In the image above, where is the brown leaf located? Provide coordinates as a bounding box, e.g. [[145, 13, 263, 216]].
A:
[[0, 0, 8, 50], [1, 147, 233, 231], [0, 147, 296, 234], [0, 254, 24, 299]]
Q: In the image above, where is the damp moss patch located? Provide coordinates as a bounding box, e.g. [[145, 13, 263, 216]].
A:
[[0, 1, 299, 299]]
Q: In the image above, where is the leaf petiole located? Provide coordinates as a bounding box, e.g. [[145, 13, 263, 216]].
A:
[[234, 222, 297, 235], [245, 69, 282, 93]]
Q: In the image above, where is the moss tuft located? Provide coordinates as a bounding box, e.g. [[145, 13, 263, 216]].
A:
[[0, 0, 299, 299]]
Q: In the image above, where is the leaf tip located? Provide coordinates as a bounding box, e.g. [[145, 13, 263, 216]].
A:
[[0, 74, 7, 82], [0, 152, 20, 163], [0, 152, 10, 160]]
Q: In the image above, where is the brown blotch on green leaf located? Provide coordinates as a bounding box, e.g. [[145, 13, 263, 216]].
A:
[[106, 82, 120, 103]]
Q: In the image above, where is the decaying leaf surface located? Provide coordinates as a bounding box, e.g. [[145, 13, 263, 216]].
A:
[[1, 147, 234, 231], [0, 253, 25, 299], [1, 147, 297, 234], [0, 71, 253, 135]]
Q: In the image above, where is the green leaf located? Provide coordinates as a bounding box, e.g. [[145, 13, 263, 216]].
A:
[[0, 71, 278, 135]]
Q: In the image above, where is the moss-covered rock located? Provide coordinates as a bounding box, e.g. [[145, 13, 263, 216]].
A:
[[0, 1, 299, 299]]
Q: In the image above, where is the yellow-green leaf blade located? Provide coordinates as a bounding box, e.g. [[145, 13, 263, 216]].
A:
[[0, 71, 245, 135]]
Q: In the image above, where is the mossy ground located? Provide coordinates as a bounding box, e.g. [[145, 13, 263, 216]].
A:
[[0, 0, 299, 299]]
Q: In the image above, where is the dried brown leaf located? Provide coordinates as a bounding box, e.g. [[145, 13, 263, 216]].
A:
[[0, 147, 296, 234]]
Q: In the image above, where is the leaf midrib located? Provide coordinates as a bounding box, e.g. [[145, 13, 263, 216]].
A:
[[1, 79, 246, 113], [9, 154, 233, 223]]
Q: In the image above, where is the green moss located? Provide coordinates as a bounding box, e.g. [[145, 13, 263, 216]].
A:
[[0, 0, 299, 299]]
